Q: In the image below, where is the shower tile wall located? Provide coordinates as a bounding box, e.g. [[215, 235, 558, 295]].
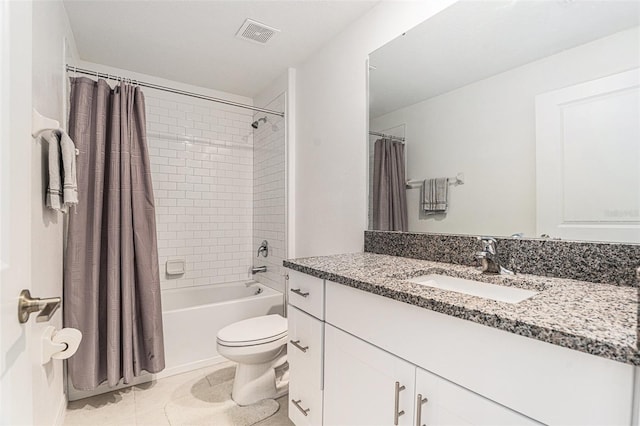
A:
[[145, 92, 254, 290], [253, 94, 286, 293]]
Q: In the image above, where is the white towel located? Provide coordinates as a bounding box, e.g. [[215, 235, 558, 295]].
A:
[[422, 178, 448, 214], [44, 130, 78, 213]]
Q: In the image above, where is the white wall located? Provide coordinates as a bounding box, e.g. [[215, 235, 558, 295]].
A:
[[31, 1, 79, 424], [371, 27, 640, 237], [293, 0, 456, 258], [75, 61, 257, 291], [252, 93, 286, 293]]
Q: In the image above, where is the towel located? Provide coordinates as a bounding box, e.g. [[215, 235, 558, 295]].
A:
[[44, 129, 78, 212], [422, 177, 448, 214]]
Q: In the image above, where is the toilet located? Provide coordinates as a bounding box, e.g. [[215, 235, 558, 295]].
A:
[[216, 314, 289, 406]]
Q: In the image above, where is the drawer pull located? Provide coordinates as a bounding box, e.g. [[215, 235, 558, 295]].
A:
[[290, 288, 309, 298], [292, 399, 310, 416], [290, 339, 309, 353], [394, 381, 406, 425], [415, 393, 428, 426]]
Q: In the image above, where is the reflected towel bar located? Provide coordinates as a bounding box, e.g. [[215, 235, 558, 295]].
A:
[[406, 173, 464, 189]]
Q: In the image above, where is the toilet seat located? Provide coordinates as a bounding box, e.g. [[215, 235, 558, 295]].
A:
[[217, 314, 287, 347]]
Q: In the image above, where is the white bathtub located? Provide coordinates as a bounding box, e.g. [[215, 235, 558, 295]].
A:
[[162, 281, 283, 371], [68, 281, 283, 401]]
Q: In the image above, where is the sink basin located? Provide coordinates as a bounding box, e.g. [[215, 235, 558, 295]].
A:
[[407, 274, 537, 304]]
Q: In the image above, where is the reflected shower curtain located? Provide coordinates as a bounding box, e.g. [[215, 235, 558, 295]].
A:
[[64, 77, 165, 390], [372, 138, 408, 231]]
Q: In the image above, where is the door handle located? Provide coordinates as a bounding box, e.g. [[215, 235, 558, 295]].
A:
[[394, 381, 406, 425], [290, 288, 309, 298], [290, 339, 309, 353], [292, 399, 310, 416], [18, 289, 61, 323], [415, 393, 428, 426]]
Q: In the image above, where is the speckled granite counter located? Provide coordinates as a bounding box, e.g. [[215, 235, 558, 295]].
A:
[[283, 252, 639, 366]]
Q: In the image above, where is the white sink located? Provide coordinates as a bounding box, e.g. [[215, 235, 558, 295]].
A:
[[407, 274, 537, 304]]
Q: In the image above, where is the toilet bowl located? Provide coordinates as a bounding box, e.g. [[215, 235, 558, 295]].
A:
[[216, 314, 289, 406]]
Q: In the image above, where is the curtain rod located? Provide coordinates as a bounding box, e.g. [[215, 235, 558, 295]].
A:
[[369, 131, 405, 142], [65, 65, 285, 117]]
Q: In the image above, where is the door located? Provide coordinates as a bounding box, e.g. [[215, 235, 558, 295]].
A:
[[323, 324, 415, 426], [415, 367, 541, 425], [0, 0, 34, 423]]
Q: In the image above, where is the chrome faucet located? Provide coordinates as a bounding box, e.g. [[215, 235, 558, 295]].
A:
[[257, 240, 269, 258], [475, 237, 514, 275]]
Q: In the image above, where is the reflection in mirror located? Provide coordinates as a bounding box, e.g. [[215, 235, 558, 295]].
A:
[[368, 0, 640, 243]]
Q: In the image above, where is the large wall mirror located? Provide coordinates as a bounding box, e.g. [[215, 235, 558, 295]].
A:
[[368, 0, 640, 243]]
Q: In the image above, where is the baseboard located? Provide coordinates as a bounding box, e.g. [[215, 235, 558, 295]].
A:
[[67, 355, 227, 401]]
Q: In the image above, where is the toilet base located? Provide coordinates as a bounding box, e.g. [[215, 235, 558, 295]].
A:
[[232, 348, 289, 406]]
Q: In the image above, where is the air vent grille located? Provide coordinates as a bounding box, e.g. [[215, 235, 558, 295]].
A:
[[236, 19, 280, 45]]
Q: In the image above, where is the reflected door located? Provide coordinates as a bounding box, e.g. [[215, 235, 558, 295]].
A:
[[536, 68, 640, 242]]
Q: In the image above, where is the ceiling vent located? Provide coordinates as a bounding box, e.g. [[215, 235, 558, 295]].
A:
[[236, 19, 280, 45]]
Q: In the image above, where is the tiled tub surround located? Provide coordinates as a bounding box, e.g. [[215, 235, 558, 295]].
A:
[[147, 95, 254, 290], [365, 230, 640, 286], [283, 252, 639, 365]]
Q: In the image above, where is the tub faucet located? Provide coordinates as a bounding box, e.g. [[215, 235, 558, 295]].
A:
[[251, 266, 267, 274], [475, 237, 514, 275]]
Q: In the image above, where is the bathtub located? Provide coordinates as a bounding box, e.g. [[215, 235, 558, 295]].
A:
[[68, 281, 283, 401], [162, 281, 283, 371]]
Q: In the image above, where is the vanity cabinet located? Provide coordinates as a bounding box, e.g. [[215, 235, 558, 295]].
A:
[[287, 270, 325, 425], [286, 268, 635, 426], [324, 280, 634, 426], [324, 324, 540, 426]]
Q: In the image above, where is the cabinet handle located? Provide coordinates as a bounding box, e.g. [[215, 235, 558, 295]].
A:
[[290, 288, 309, 298], [290, 339, 309, 353], [415, 393, 428, 426], [394, 381, 406, 425], [292, 399, 310, 416]]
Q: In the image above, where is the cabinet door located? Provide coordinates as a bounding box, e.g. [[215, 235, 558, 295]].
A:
[[324, 324, 415, 426], [288, 306, 324, 426], [415, 368, 541, 426]]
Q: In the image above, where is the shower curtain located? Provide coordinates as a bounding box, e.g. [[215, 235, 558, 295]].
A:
[[372, 138, 408, 231], [64, 77, 165, 390]]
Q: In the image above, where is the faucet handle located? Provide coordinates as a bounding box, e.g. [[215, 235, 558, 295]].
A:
[[477, 236, 497, 253]]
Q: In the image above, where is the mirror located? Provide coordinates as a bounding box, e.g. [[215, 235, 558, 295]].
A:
[[368, 0, 640, 243]]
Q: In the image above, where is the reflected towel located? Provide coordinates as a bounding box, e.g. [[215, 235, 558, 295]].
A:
[[422, 178, 448, 214]]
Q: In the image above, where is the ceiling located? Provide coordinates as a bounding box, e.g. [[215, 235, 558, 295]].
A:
[[369, 0, 640, 118], [64, 0, 378, 97]]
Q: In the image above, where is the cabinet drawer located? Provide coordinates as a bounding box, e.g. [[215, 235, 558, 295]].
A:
[[287, 269, 325, 319], [288, 306, 324, 390], [289, 367, 323, 426]]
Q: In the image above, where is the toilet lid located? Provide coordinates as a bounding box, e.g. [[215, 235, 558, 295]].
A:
[[217, 315, 287, 346]]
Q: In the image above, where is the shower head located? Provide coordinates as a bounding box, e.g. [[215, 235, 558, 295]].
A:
[[251, 116, 267, 129]]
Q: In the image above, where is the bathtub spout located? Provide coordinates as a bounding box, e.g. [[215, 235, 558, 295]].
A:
[[251, 266, 267, 274]]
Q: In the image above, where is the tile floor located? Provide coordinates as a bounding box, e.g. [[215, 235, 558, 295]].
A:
[[64, 362, 294, 426]]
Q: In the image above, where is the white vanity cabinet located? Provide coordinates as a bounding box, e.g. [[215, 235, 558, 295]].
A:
[[324, 324, 541, 426], [287, 270, 325, 425], [286, 269, 636, 426]]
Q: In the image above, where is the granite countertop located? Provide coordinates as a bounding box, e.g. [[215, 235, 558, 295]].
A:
[[283, 252, 639, 366]]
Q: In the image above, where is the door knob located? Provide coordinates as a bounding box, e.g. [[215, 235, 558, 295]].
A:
[[18, 289, 61, 324]]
